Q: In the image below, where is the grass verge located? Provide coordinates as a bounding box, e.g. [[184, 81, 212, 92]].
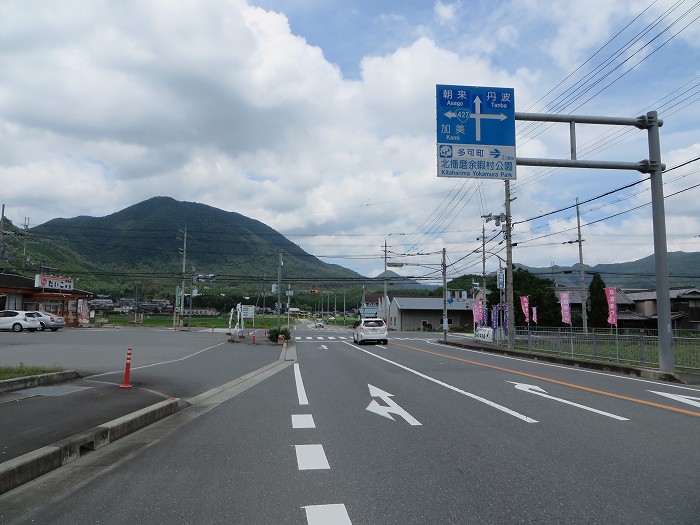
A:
[[0, 364, 64, 381]]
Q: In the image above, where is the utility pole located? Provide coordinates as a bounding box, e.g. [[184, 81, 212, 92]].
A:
[[176, 227, 187, 330], [277, 251, 283, 329], [383, 238, 388, 322], [505, 180, 515, 352], [442, 247, 447, 343], [481, 222, 486, 289], [22, 217, 29, 273], [576, 198, 588, 333]]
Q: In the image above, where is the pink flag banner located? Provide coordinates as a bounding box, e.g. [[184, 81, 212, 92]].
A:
[[473, 300, 483, 326], [520, 296, 530, 323], [605, 287, 618, 326], [532, 306, 538, 325], [560, 291, 571, 325]]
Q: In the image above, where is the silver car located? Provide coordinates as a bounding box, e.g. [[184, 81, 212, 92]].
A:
[[0, 310, 41, 332], [352, 318, 388, 345], [30, 311, 66, 331]]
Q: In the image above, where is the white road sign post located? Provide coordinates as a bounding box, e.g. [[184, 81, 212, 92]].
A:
[[436, 84, 516, 179]]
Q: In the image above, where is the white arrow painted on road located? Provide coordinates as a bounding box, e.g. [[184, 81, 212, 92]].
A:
[[366, 384, 421, 426], [649, 390, 700, 409], [508, 382, 629, 421], [319, 344, 328, 350]]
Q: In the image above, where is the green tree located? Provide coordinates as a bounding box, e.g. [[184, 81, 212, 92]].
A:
[[587, 272, 608, 328]]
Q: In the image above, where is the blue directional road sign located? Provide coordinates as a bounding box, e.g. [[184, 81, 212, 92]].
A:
[[436, 84, 516, 180]]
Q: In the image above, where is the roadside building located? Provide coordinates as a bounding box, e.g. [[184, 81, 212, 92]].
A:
[[388, 296, 476, 331], [0, 272, 93, 326]]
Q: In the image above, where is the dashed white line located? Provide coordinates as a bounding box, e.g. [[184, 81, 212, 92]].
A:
[[295, 444, 330, 470], [294, 363, 309, 405], [304, 504, 352, 524], [292, 414, 316, 429]]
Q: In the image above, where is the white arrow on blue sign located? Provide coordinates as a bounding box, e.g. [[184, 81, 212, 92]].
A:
[[436, 84, 516, 180]]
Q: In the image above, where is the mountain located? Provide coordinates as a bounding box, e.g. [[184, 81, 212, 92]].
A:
[[12, 197, 364, 295], [516, 252, 700, 289]]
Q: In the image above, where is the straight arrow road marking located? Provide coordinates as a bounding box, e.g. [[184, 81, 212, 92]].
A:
[[366, 384, 421, 426], [648, 390, 700, 408], [508, 382, 629, 421]]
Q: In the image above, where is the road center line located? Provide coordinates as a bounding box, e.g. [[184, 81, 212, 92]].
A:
[[349, 344, 537, 423], [394, 342, 700, 418], [294, 363, 309, 405]]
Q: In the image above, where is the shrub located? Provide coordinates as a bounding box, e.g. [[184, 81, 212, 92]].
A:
[[267, 327, 291, 342]]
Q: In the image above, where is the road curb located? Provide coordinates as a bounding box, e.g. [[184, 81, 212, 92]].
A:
[[0, 397, 188, 495], [0, 370, 80, 393]]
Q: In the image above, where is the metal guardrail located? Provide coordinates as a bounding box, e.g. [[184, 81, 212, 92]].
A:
[[501, 328, 700, 372]]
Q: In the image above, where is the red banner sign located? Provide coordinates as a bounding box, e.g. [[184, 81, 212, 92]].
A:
[[520, 296, 530, 323]]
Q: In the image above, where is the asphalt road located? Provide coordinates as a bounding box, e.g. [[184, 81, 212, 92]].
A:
[[2, 321, 699, 524]]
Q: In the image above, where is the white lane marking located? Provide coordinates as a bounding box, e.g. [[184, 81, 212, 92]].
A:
[[304, 504, 352, 524], [328, 336, 336, 340], [508, 382, 629, 421], [350, 344, 537, 423], [295, 444, 330, 470], [319, 345, 328, 350], [294, 363, 309, 405], [366, 384, 421, 426], [306, 337, 313, 340], [292, 414, 316, 429], [85, 341, 228, 378], [649, 390, 700, 408]]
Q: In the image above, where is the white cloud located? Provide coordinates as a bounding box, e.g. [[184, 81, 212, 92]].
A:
[[0, 0, 698, 279]]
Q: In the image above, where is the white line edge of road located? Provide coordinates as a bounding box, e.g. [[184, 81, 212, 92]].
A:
[[346, 342, 538, 424], [424, 339, 700, 393]]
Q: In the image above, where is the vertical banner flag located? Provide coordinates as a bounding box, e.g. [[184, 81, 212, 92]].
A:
[[503, 304, 508, 333], [532, 306, 538, 325], [473, 300, 483, 326], [604, 287, 618, 326], [520, 296, 530, 323], [560, 291, 572, 325], [491, 305, 498, 329]]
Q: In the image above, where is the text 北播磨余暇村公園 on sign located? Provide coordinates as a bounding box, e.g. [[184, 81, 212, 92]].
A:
[[436, 85, 516, 180]]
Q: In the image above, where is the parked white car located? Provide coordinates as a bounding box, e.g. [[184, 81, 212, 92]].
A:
[[0, 310, 40, 332], [314, 318, 325, 328], [29, 311, 66, 331], [352, 318, 388, 345]]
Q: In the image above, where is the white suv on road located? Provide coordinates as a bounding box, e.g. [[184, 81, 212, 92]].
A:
[[352, 318, 388, 345]]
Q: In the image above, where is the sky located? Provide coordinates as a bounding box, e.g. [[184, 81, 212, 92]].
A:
[[1, 0, 700, 283]]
